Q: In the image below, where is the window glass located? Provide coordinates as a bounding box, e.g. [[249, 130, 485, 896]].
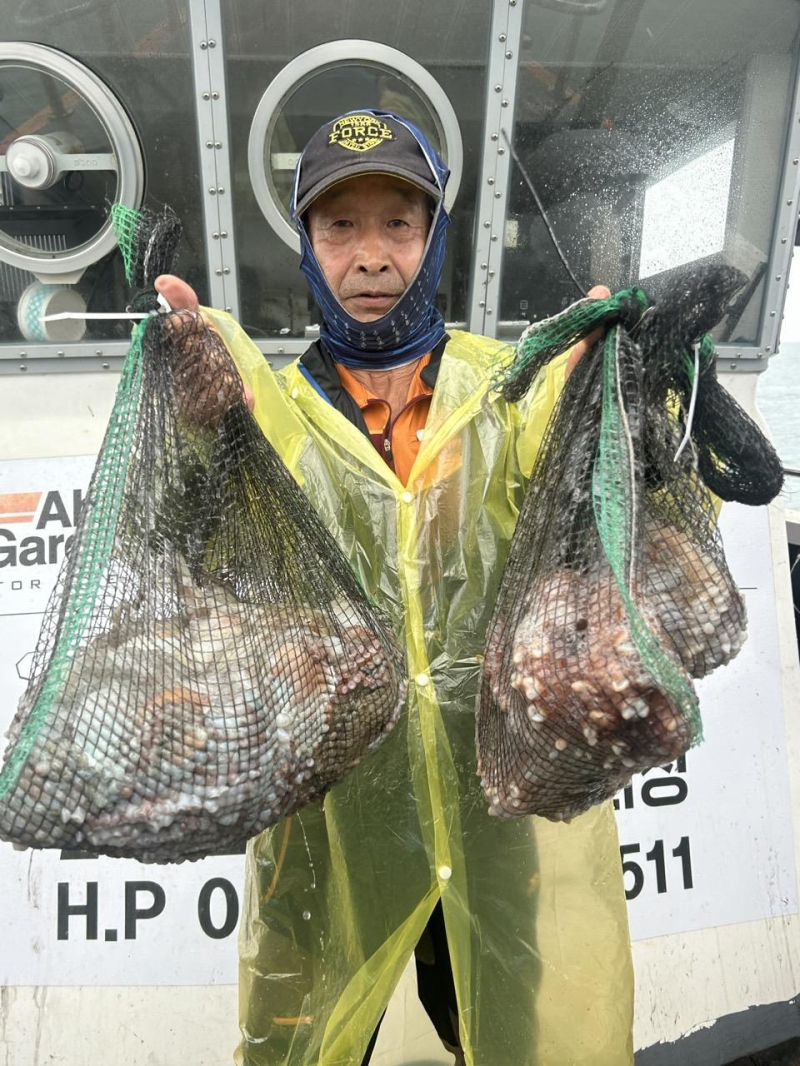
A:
[[499, 0, 800, 346], [223, 0, 491, 338], [0, 1, 205, 347]]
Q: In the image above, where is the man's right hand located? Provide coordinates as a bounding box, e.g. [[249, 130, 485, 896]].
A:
[[153, 275, 255, 421], [155, 274, 200, 313]]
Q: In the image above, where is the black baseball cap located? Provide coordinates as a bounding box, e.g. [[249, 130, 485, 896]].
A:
[[292, 110, 445, 218]]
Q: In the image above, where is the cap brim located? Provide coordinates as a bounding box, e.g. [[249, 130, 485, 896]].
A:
[[294, 162, 443, 218]]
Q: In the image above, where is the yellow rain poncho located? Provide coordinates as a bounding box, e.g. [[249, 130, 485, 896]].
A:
[[205, 309, 634, 1066]]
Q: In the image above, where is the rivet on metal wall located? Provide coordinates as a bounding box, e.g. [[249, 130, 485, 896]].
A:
[[481, 263, 488, 269], [484, 221, 491, 228], [225, 306, 232, 312], [794, 159, 799, 164], [487, 177, 495, 185], [788, 200, 794, 205], [223, 267, 230, 275], [200, 40, 208, 49], [221, 231, 228, 238], [729, 363, 737, 370], [505, 51, 513, 59], [495, 192, 502, 198], [498, 148, 505, 155], [211, 91, 220, 99], [206, 141, 214, 148], [213, 232, 220, 239], [499, 33, 507, 41], [776, 275, 782, 281], [95, 349, 102, 356], [486, 308, 494, 314], [771, 310, 777, 316], [102, 363, 110, 370], [501, 100, 509, 108], [215, 268, 223, 275], [491, 133, 499, 141], [494, 85, 502, 92], [56, 350, 64, 357], [19, 351, 26, 358], [214, 141, 222, 148], [488, 270, 496, 278], [209, 187, 217, 194], [208, 39, 216, 47], [782, 237, 788, 244], [218, 187, 225, 194], [202, 92, 210, 100], [479, 301, 486, 308], [491, 235, 498, 242], [19, 365, 27, 371]]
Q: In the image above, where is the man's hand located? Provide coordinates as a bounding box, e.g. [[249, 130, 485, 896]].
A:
[[565, 285, 612, 378], [155, 274, 200, 313], [153, 275, 255, 418]]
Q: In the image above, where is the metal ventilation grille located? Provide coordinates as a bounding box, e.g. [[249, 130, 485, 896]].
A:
[[0, 233, 69, 302]]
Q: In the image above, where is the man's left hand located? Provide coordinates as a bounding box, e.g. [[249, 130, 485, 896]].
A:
[[565, 285, 612, 377]]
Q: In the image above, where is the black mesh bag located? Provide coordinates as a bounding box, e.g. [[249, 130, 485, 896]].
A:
[[0, 210, 405, 863], [477, 264, 783, 823]]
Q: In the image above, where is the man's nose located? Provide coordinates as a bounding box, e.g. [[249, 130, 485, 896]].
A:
[[354, 228, 390, 273]]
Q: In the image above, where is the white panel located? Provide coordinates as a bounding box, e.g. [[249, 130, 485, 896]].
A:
[[617, 501, 797, 941]]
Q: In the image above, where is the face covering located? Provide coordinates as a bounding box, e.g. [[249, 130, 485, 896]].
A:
[[290, 111, 451, 370]]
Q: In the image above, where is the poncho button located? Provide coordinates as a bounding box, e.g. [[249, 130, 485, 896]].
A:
[[401, 491, 414, 504], [415, 672, 430, 687], [291, 387, 299, 399], [438, 865, 452, 881]]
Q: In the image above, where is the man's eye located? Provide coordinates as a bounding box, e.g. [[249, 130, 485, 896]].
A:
[[330, 219, 352, 228], [388, 218, 409, 228]]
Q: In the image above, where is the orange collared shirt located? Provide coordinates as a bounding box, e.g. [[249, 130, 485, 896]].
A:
[[335, 354, 433, 487]]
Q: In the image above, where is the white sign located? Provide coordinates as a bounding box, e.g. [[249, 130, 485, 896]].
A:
[[617, 503, 798, 941], [0, 456, 243, 987]]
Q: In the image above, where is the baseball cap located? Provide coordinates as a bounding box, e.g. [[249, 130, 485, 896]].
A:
[[292, 110, 445, 218]]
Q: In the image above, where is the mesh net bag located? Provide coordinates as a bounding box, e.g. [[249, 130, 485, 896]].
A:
[[478, 264, 783, 823], [111, 201, 183, 309], [0, 209, 405, 863]]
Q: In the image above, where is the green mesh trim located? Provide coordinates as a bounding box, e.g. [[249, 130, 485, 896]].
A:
[[492, 286, 650, 392], [0, 322, 146, 799], [592, 328, 702, 734], [111, 203, 144, 287]]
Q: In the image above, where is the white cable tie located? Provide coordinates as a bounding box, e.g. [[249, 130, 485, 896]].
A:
[[157, 292, 172, 313], [673, 341, 701, 463], [42, 311, 152, 321]]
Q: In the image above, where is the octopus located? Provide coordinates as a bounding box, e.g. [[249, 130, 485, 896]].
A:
[[479, 520, 746, 823], [0, 563, 405, 863]]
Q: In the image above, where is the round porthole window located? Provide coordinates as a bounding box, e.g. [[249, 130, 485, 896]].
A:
[[248, 40, 463, 252], [0, 43, 144, 281]]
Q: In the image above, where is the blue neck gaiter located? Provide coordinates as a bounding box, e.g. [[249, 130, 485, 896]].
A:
[[290, 112, 450, 370]]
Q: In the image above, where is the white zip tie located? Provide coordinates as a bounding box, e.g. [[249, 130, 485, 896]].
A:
[[673, 341, 701, 463], [43, 293, 173, 323], [42, 311, 151, 321]]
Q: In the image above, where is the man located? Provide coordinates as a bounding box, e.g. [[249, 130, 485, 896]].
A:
[[157, 110, 632, 1066]]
